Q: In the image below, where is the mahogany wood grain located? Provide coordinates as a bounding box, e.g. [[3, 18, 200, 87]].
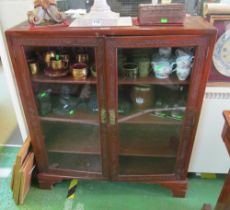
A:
[[222, 111, 230, 155]]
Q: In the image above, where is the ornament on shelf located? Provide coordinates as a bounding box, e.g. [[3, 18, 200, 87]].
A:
[[27, 0, 67, 26], [73, 0, 120, 27]]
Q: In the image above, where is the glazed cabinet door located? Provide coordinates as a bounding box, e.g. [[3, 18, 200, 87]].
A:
[[9, 36, 108, 179], [106, 35, 210, 181]]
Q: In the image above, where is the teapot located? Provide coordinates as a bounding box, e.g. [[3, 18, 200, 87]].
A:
[[44, 51, 56, 67], [151, 60, 176, 79]]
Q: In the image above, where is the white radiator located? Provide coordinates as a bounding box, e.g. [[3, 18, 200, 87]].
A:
[[189, 87, 230, 174]]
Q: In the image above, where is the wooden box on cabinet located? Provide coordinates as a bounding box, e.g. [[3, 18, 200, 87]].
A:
[[6, 17, 216, 197]]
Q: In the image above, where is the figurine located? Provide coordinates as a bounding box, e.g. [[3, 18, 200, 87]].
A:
[[27, 0, 66, 26]]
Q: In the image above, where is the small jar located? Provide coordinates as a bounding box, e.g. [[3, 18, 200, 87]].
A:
[[122, 63, 138, 79], [131, 85, 154, 110], [71, 63, 88, 80], [138, 57, 150, 78]]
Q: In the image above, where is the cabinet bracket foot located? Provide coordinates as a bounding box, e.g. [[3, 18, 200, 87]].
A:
[[37, 173, 64, 189], [201, 204, 212, 210], [159, 180, 188, 198]]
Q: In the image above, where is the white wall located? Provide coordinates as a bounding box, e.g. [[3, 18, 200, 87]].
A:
[[0, 0, 33, 140], [0, 0, 33, 30]]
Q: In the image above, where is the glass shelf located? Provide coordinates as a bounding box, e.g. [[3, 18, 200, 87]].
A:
[[118, 111, 184, 125], [44, 122, 100, 155], [119, 156, 176, 175], [40, 111, 99, 126], [45, 124, 101, 155], [119, 123, 180, 157], [120, 135, 178, 158], [118, 76, 190, 85], [32, 74, 97, 84], [48, 153, 102, 173]]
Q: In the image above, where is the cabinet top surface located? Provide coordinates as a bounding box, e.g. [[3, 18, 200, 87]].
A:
[[6, 16, 216, 37]]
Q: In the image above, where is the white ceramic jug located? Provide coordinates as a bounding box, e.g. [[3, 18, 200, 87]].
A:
[[151, 60, 176, 79]]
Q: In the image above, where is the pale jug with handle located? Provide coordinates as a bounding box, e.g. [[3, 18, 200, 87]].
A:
[[151, 60, 176, 79]]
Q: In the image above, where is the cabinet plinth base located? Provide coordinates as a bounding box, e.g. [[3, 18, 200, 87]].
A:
[[201, 204, 212, 210], [160, 180, 187, 198], [141, 179, 188, 198], [38, 173, 64, 189], [38, 172, 187, 197]]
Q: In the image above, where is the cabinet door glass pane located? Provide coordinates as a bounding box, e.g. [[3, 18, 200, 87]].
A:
[[25, 46, 102, 173], [117, 47, 194, 175]]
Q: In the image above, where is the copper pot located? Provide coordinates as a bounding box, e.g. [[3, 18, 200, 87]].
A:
[[44, 51, 56, 67], [71, 63, 88, 80], [51, 59, 68, 70]]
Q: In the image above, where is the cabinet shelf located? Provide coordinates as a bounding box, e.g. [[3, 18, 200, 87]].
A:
[[119, 156, 176, 175], [118, 77, 190, 85], [48, 153, 102, 173], [119, 123, 180, 158], [46, 134, 100, 155], [40, 112, 99, 126], [118, 112, 183, 125], [43, 122, 100, 155], [32, 74, 97, 84], [120, 137, 178, 158]]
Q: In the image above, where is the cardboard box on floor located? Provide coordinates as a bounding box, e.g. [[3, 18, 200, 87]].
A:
[[11, 137, 35, 205]]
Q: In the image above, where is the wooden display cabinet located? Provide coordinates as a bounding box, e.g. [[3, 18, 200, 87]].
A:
[[6, 17, 216, 197]]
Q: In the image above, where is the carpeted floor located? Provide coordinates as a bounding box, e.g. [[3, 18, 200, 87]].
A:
[[0, 146, 224, 210]]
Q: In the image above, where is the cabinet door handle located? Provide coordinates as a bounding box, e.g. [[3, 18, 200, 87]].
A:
[[109, 109, 116, 125], [100, 108, 107, 124]]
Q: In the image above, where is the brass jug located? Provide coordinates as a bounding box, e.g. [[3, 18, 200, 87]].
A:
[[44, 51, 56, 67]]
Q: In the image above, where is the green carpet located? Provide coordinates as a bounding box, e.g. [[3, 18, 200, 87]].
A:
[[0, 146, 224, 210]]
